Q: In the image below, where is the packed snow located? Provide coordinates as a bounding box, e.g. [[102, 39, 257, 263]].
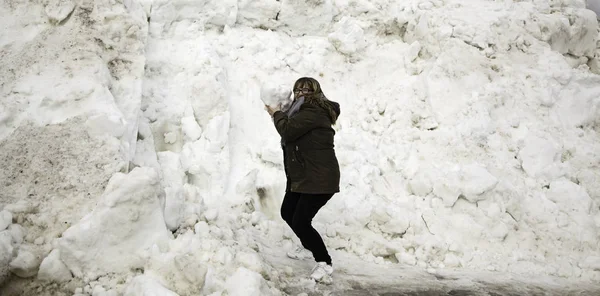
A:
[[1, 0, 600, 295]]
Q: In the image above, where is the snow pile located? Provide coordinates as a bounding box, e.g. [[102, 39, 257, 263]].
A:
[[56, 167, 171, 280], [1, 0, 600, 294]]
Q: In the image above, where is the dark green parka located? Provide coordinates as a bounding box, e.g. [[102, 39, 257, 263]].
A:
[[272, 99, 341, 194]]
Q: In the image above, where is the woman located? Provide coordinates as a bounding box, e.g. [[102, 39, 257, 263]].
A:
[[265, 77, 341, 282]]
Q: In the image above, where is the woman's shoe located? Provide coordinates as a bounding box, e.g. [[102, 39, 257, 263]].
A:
[[286, 246, 313, 260], [310, 262, 333, 282]]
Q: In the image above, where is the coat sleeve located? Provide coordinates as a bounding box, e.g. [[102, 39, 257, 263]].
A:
[[272, 107, 321, 142]]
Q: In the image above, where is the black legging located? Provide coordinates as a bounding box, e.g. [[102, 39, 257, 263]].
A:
[[281, 191, 333, 265]]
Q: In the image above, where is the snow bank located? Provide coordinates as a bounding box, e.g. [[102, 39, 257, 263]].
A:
[[57, 167, 171, 280], [1, 0, 600, 294]]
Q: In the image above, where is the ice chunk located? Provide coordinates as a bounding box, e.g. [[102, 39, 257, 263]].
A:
[[9, 249, 40, 278], [38, 249, 72, 282], [123, 275, 179, 296]]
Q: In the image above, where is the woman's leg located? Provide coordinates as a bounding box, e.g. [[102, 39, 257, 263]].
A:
[[280, 191, 301, 231], [291, 193, 334, 265]]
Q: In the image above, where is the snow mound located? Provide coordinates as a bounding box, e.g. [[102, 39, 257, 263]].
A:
[[57, 167, 171, 280]]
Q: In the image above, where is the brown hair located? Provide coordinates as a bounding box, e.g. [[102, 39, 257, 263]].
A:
[[293, 77, 337, 124]]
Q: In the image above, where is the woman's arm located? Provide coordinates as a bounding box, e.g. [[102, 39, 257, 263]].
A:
[[272, 106, 321, 142]]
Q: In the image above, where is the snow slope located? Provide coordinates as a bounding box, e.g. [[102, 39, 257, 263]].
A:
[[1, 0, 600, 295]]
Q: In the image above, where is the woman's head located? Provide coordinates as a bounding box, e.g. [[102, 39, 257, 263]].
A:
[[293, 77, 322, 98], [292, 77, 338, 124]]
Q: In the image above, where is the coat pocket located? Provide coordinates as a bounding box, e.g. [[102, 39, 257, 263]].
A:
[[293, 146, 305, 168], [287, 147, 305, 180]]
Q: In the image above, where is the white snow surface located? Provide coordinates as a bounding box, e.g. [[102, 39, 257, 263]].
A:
[[1, 0, 600, 294]]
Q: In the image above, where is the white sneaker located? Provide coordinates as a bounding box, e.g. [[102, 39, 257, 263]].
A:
[[286, 246, 313, 260], [310, 262, 333, 282]]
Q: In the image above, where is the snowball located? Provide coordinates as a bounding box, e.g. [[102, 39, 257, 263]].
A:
[[57, 167, 171, 279], [9, 249, 40, 278], [123, 275, 179, 296], [260, 83, 291, 108], [38, 249, 73, 282], [225, 267, 270, 296], [0, 211, 12, 231]]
